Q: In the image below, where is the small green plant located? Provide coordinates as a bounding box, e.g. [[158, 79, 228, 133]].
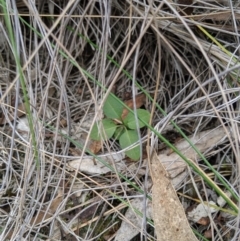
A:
[[90, 94, 150, 160]]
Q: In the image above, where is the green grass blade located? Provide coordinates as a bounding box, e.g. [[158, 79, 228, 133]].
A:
[[0, 1, 39, 166]]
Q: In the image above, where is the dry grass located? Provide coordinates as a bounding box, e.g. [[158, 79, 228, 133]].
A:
[[0, 0, 240, 240]]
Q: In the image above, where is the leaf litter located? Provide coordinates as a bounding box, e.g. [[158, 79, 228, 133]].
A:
[[151, 151, 198, 241], [113, 124, 238, 240], [5, 93, 234, 240]]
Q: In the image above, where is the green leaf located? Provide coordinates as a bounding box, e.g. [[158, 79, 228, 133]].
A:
[[124, 109, 150, 129], [103, 94, 124, 120], [90, 119, 117, 141], [113, 126, 124, 140], [119, 129, 140, 161]]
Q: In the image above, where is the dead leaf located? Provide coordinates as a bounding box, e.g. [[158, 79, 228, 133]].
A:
[[16, 116, 31, 140], [78, 203, 99, 222], [0, 102, 26, 125], [204, 229, 213, 239], [89, 140, 102, 154], [121, 93, 146, 120], [69, 147, 82, 156], [187, 201, 217, 223], [60, 118, 67, 127], [68, 152, 125, 175], [30, 193, 63, 226], [5, 192, 63, 240], [197, 217, 210, 226], [77, 133, 102, 154], [114, 198, 152, 241], [157, 126, 230, 188], [217, 190, 232, 207], [151, 151, 198, 241]]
